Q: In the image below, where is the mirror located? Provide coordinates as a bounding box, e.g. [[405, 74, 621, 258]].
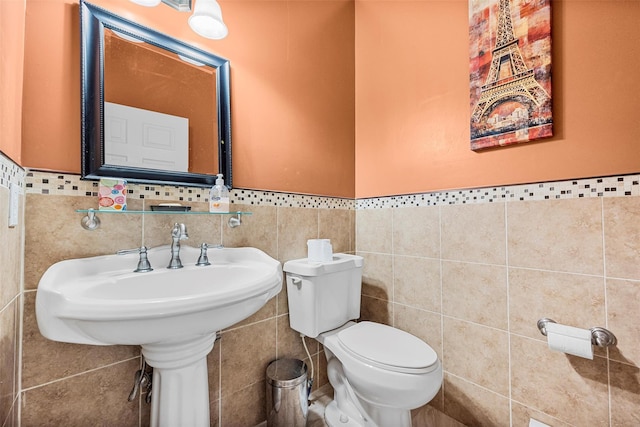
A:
[[80, 1, 231, 188]]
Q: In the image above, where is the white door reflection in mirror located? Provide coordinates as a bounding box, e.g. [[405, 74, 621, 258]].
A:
[[105, 102, 189, 172]]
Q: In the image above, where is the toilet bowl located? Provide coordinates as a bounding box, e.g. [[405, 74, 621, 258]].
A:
[[319, 321, 442, 427], [283, 254, 443, 427]]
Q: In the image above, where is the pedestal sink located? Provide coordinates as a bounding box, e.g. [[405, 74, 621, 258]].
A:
[[35, 245, 282, 427]]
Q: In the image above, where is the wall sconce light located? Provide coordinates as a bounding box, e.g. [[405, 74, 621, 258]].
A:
[[129, 0, 228, 39], [189, 0, 228, 40]]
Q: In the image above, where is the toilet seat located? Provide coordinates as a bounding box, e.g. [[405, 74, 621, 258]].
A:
[[337, 322, 438, 374]]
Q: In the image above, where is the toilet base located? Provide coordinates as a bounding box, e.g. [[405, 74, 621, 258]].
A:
[[324, 399, 413, 427], [325, 401, 363, 427]]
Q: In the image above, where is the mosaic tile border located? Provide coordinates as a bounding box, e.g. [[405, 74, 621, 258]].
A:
[[357, 174, 640, 209], [24, 171, 354, 209], [24, 170, 639, 209], [0, 152, 25, 190], [232, 189, 354, 209]]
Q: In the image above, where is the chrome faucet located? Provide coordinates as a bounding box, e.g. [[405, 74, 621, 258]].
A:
[[168, 223, 189, 269], [116, 246, 153, 273], [196, 243, 224, 266]]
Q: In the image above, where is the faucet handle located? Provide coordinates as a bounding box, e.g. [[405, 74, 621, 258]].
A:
[[172, 223, 189, 240], [117, 246, 153, 273], [196, 243, 223, 266]]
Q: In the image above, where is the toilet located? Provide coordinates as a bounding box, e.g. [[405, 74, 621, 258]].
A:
[[283, 253, 442, 427]]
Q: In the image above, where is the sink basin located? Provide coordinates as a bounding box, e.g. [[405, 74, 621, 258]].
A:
[[35, 245, 282, 427], [36, 245, 282, 346]]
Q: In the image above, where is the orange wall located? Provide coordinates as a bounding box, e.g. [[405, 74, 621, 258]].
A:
[[21, 0, 80, 172], [19, 0, 640, 198], [20, 0, 356, 198], [0, 0, 26, 164], [355, 0, 640, 198]]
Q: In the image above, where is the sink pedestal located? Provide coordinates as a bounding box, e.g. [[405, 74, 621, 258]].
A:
[[142, 333, 217, 427]]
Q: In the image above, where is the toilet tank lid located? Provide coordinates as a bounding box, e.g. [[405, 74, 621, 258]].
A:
[[283, 253, 363, 276]]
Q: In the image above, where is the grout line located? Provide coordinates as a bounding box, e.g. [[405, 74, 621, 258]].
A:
[[221, 315, 273, 334], [275, 313, 280, 359], [21, 356, 141, 393], [444, 371, 509, 400], [354, 250, 625, 281], [0, 293, 21, 318], [600, 197, 613, 427], [391, 208, 396, 327], [276, 205, 280, 265], [16, 291, 24, 427], [437, 204, 446, 411], [504, 201, 513, 426]]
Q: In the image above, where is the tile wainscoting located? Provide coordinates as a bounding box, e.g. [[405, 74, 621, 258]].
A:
[[356, 174, 640, 426], [20, 170, 354, 426], [0, 154, 24, 427], [10, 169, 640, 426]]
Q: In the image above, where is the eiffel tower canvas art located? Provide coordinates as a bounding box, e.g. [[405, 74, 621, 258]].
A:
[[469, 0, 552, 150]]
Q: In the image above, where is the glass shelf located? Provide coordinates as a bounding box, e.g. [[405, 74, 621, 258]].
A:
[[77, 208, 250, 230], [76, 209, 252, 216]]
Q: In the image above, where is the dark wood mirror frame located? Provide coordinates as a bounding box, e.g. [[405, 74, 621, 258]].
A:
[[80, 0, 232, 188]]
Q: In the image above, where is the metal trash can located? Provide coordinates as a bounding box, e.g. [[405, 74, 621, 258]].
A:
[[266, 358, 309, 427]]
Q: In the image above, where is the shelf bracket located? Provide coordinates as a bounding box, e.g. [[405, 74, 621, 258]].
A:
[[80, 208, 101, 231], [228, 213, 243, 228]]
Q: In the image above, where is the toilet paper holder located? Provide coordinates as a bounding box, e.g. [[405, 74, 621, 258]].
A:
[[537, 318, 617, 348]]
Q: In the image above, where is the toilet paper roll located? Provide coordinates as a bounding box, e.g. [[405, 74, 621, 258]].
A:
[[545, 322, 593, 359], [307, 239, 333, 262]]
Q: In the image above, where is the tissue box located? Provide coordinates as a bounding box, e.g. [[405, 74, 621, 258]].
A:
[[307, 239, 333, 262], [98, 178, 127, 211]]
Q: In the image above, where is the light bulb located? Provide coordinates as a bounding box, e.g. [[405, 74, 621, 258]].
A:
[[189, 0, 228, 40]]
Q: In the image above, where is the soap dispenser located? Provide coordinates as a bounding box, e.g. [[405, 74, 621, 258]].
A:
[[209, 174, 229, 213]]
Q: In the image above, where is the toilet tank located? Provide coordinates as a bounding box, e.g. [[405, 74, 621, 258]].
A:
[[283, 254, 363, 338]]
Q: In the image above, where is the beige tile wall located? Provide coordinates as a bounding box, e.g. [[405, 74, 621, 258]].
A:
[[20, 191, 354, 426], [356, 196, 640, 426], [0, 156, 24, 427], [13, 171, 640, 426]]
